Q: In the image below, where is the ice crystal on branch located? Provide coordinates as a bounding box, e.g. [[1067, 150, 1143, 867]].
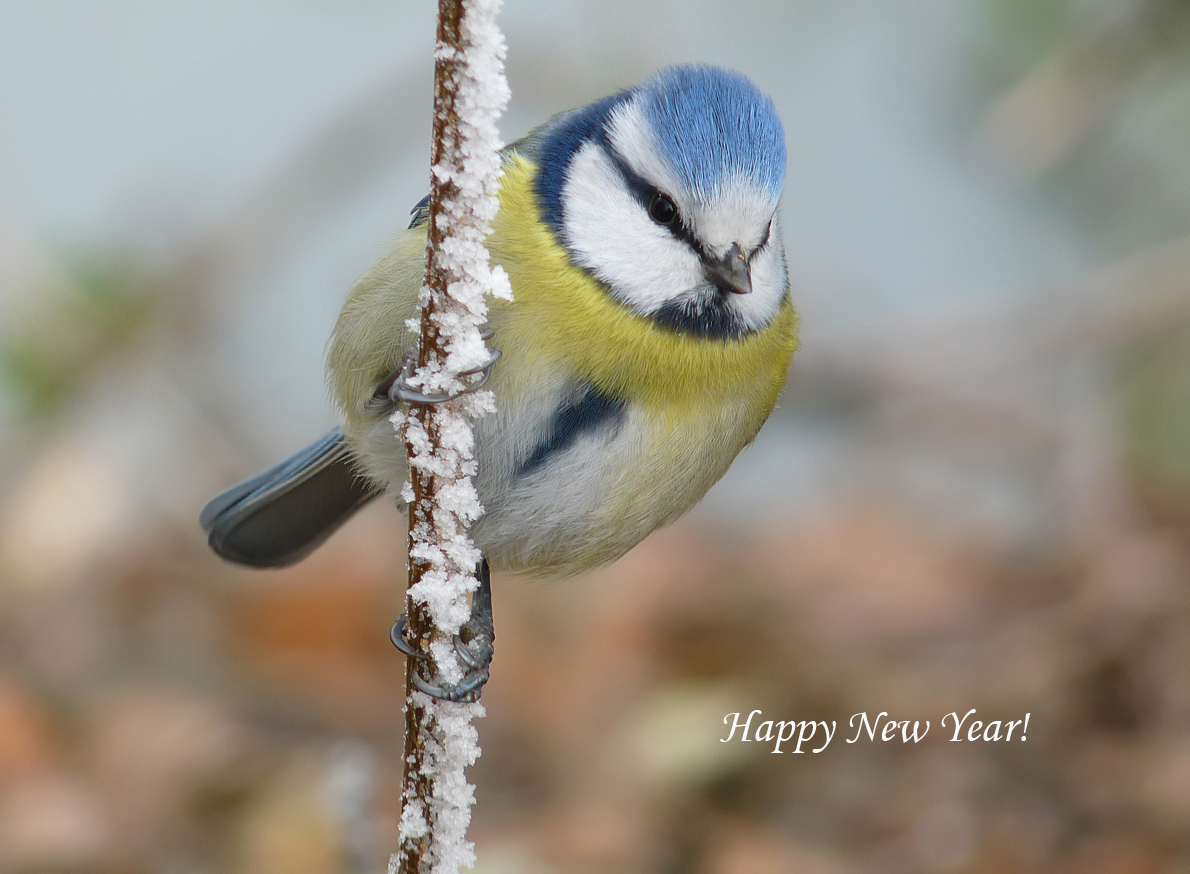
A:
[[393, 0, 509, 871]]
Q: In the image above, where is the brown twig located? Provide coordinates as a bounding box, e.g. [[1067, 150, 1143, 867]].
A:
[[395, 0, 497, 870]]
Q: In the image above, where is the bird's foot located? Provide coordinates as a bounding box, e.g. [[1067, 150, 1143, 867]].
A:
[[389, 559, 494, 703], [369, 330, 500, 412]]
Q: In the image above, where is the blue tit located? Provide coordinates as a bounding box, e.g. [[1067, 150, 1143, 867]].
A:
[[202, 65, 797, 694]]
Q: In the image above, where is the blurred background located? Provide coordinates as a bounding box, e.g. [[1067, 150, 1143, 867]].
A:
[[3, 0, 1190, 871]]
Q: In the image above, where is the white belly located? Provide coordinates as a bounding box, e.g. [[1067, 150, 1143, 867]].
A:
[[348, 373, 759, 576], [469, 397, 645, 573]]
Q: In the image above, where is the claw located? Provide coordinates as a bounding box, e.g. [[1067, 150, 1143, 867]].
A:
[[391, 559, 495, 702], [412, 666, 489, 703], [368, 346, 501, 413], [455, 634, 481, 669], [390, 614, 426, 660]]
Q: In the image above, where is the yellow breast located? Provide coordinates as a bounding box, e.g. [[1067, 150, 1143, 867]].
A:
[[486, 155, 798, 428]]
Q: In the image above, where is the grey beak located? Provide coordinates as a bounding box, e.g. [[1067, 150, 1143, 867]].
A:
[[704, 242, 752, 295]]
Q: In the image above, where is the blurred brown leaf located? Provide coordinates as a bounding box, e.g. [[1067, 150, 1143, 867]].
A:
[[0, 675, 54, 780]]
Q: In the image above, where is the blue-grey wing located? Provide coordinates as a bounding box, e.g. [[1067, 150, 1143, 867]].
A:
[[201, 428, 380, 568]]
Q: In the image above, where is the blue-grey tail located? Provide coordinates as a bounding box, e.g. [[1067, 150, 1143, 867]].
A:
[[200, 428, 381, 568]]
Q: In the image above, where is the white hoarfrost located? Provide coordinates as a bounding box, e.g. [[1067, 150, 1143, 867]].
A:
[[391, 0, 511, 871]]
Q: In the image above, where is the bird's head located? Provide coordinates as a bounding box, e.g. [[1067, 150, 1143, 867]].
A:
[[534, 65, 788, 339]]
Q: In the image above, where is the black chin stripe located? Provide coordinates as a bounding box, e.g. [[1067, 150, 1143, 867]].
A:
[[651, 294, 751, 340], [518, 385, 627, 477]]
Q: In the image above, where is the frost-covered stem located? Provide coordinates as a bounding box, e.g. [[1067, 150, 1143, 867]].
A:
[[391, 0, 510, 872]]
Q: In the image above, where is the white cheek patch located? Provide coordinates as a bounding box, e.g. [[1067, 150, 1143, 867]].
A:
[[561, 141, 704, 315]]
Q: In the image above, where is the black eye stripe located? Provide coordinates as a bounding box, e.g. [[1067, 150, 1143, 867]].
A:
[[600, 142, 708, 259], [598, 141, 777, 265], [600, 142, 652, 206]]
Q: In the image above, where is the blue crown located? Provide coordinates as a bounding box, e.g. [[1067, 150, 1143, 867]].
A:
[[532, 65, 785, 235], [639, 65, 786, 199]]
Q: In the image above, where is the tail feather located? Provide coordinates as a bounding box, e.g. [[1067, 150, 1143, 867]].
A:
[[201, 428, 381, 568]]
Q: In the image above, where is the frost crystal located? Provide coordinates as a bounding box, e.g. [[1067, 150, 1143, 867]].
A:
[[393, 0, 510, 870]]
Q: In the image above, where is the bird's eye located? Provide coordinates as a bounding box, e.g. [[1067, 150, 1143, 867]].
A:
[[648, 193, 678, 226]]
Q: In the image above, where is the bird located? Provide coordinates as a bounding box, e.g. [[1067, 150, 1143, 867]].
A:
[[201, 63, 798, 700]]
